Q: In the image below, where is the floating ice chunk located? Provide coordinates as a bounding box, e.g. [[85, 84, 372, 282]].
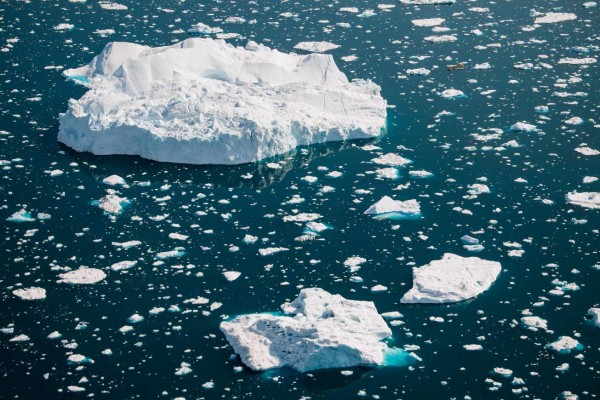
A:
[[47, 331, 62, 339], [155, 248, 185, 259], [283, 213, 322, 222], [119, 325, 133, 334], [97, 190, 129, 214], [112, 240, 141, 249], [401, 0, 455, 4], [371, 153, 411, 166], [94, 29, 115, 36], [440, 89, 464, 98], [7, 209, 35, 222], [575, 147, 599, 156], [464, 344, 483, 351], [67, 386, 85, 393], [58, 268, 106, 284], [54, 23, 74, 31], [59, 39, 386, 165], [98, 2, 128, 10], [461, 235, 479, 245], [401, 253, 501, 304], [67, 354, 91, 364], [344, 256, 367, 272], [558, 57, 596, 65], [493, 367, 513, 378], [175, 362, 192, 376], [587, 308, 600, 328], [425, 35, 457, 43], [412, 18, 445, 27], [9, 334, 30, 342], [128, 314, 144, 323], [510, 122, 537, 132], [102, 175, 126, 185], [220, 288, 416, 372], [12, 287, 46, 300], [565, 117, 584, 125], [565, 192, 600, 209], [169, 233, 189, 241], [583, 176, 598, 184], [188, 23, 223, 35], [409, 170, 433, 179], [110, 260, 137, 271], [293, 41, 340, 53], [474, 62, 491, 70], [305, 221, 329, 234], [521, 316, 548, 331], [223, 271, 241, 281], [357, 9, 377, 18], [546, 336, 583, 354], [364, 196, 421, 219], [242, 234, 258, 244], [371, 284, 388, 292], [583, 1, 597, 7], [467, 184, 490, 195], [374, 167, 400, 179], [258, 247, 289, 256], [406, 68, 431, 76], [534, 12, 576, 24]]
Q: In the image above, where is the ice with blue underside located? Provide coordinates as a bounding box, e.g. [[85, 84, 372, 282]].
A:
[[220, 288, 417, 372], [59, 38, 387, 165]]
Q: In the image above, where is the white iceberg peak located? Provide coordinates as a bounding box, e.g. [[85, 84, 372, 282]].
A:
[[59, 38, 386, 165]]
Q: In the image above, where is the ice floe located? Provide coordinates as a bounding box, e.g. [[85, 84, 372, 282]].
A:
[[12, 287, 46, 300], [565, 192, 600, 209], [401, 254, 501, 304], [58, 268, 107, 284], [220, 288, 416, 372], [364, 196, 421, 219]]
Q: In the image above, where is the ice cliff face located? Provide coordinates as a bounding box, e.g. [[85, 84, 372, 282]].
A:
[[220, 288, 410, 372], [59, 38, 387, 165]]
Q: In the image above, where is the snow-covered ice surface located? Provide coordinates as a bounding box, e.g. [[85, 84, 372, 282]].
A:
[[2, 0, 600, 399], [59, 38, 386, 165], [401, 254, 502, 303], [220, 288, 416, 372]]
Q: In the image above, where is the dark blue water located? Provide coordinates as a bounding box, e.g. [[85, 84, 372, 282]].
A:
[[1, 0, 599, 399]]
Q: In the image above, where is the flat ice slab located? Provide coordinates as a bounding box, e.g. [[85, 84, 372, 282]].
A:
[[401, 253, 501, 304], [59, 38, 386, 165], [566, 192, 600, 209], [364, 196, 421, 218], [220, 288, 413, 372]]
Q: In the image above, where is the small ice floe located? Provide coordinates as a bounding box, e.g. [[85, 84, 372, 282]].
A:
[[54, 23, 75, 31], [411, 18, 445, 27], [424, 35, 457, 43], [119, 325, 133, 334], [409, 170, 433, 179], [168, 233, 189, 241], [534, 12, 577, 24], [155, 248, 185, 259], [283, 213, 322, 222], [175, 362, 192, 376], [401, 253, 501, 304], [220, 288, 417, 372], [565, 117, 584, 125], [110, 260, 137, 271], [401, 0, 455, 4], [583, 176, 598, 184], [406, 68, 431, 76], [520, 316, 548, 331], [546, 336, 583, 354], [242, 234, 258, 244], [467, 184, 490, 195], [9, 334, 30, 342], [575, 146, 599, 156], [565, 192, 600, 209], [58, 268, 106, 284], [93, 29, 116, 36], [371, 153, 411, 166], [67, 354, 92, 364], [293, 41, 340, 53], [67, 386, 85, 393], [373, 167, 400, 180], [223, 271, 241, 281], [440, 89, 464, 98], [188, 23, 222, 35], [461, 235, 484, 252], [464, 344, 483, 351], [7, 209, 35, 222], [493, 367, 513, 378], [258, 247, 289, 256], [364, 196, 421, 220], [344, 256, 367, 272], [586, 308, 600, 328], [371, 284, 388, 292], [535, 105, 549, 113], [510, 122, 537, 132], [128, 314, 144, 323], [47, 331, 62, 339], [97, 190, 129, 214], [112, 240, 141, 249], [304, 221, 329, 235], [583, 1, 597, 6], [98, 2, 128, 10], [12, 287, 46, 300], [558, 57, 596, 65], [102, 174, 126, 186]]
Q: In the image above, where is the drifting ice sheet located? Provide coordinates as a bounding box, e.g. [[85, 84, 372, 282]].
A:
[[220, 288, 415, 372], [59, 38, 386, 165], [401, 253, 501, 303]]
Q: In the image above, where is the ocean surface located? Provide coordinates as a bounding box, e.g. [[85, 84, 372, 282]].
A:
[[1, 0, 599, 399]]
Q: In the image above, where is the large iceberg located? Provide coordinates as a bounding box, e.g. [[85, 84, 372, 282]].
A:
[[401, 253, 502, 304], [59, 38, 387, 165], [220, 288, 415, 372]]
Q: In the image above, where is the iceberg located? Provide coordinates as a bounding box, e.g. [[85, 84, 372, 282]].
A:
[[587, 308, 600, 328], [364, 196, 421, 219], [565, 192, 600, 209], [12, 287, 46, 300], [220, 288, 416, 372], [58, 268, 107, 284], [401, 253, 501, 304], [59, 38, 386, 165]]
